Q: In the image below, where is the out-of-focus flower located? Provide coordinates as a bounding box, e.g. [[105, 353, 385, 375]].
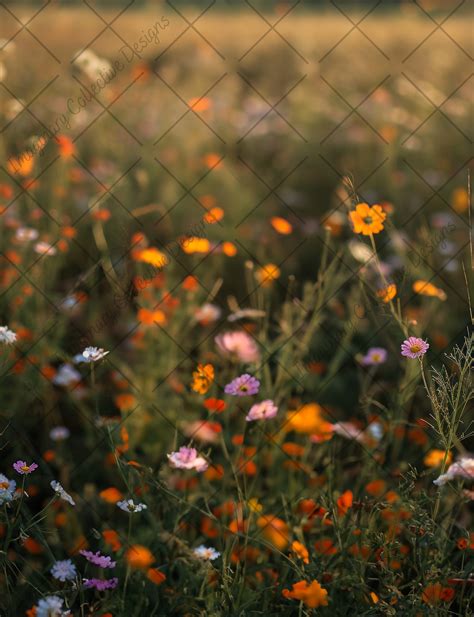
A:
[[147, 567, 166, 585], [227, 308, 266, 322], [349, 203, 386, 235], [215, 331, 260, 363], [433, 458, 474, 486], [52, 364, 81, 387], [285, 403, 333, 438], [35, 595, 70, 617], [79, 346, 109, 362], [125, 545, 154, 569], [361, 347, 387, 366], [424, 450, 452, 468], [337, 490, 353, 516], [271, 216, 292, 234], [0, 473, 16, 505], [348, 239, 374, 263], [15, 227, 39, 242], [451, 187, 469, 213], [401, 337, 429, 359], [51, 481, 75, 506], [224, 374, 260, 396], [191, 363, 214, 394], [195, 303, 221, 325], [167, 446, 208, 472], [183, 421, 221, 443], [0, 326, 16, 345], [117, 499, 147, 513], [291, 540, 310, 563], [13, 460, 38, 475], [246, 399, 278, 422], [80, 550, 116, 568], [422, 582, 455, 605], [193, 545, 220, 560], [257, 514, 289, 550], [255, 263, 280, 287], [413, 280, 446, 301], [34, 241, 57, 256], [83, 577, 119, 590], [377, 283, 397, 303], [51, 559, 77, 582], [49, 426, 71, 441], [282, 579, 329, 608]]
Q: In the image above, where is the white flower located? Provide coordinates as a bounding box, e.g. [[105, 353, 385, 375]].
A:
[[78, 346, 109, 363], [0, 326, 16, 345], [34, 241, 57, 256], [15, 227, 39, 242], [433, 457, 474, 486], [49, 426, 71, 441], [51, 481, 75, 506], [195, 303, 222, 324], [52, 364, 81, 387], [117, 499, 147, 513], [36, 595, 70, 617], [51, 559, 77, 582], [0, 473, 16, 505], [193, 545, 220, 560]]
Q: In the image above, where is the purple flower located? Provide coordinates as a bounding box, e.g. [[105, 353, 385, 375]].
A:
[[80, 549, 116, 569], [83, 577, 119, 591], [13, 460, 38, 475], [51, 559, 77, 581], [246, 400, 278, 422], [361, 347, 387, 366], [167, 447, 208, 472], [401, 337, 429, 359], [224, 373, 260, 396]]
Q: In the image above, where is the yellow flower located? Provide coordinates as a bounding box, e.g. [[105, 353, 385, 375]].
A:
[[377, 283, 397, 303], [424, 449, 452, 468], [191, 363, 214, 394], [451, 187, 469, 213], [181, 237, 211, 254], [349, 203, 386, 235], [413, 280, 446, 301], [256, 264, 280, 287], [135, 248, 168, 268]]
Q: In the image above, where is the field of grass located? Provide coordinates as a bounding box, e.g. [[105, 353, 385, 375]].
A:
[[0, 3, 473, 616]]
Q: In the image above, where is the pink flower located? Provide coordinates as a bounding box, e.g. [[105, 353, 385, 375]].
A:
[[246, 400, 278, 422], [215, 331, 260, 363], [433, 457, 474, 486], [183, 421, 221, 443], [13, 460, 38, 475], [401, 337, 429, 359], [167, 446, 209, 472]]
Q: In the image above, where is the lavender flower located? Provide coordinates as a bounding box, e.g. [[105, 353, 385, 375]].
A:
[[80, 549, 116, 568], [167, 446, 209, 472], [83, 577, 119, 591], [224, 373, 260, 396], [361, 347, 387, 366], [13, 460, 38, 475], [51, 559, 77, 582], [36, 595, 70, 617]]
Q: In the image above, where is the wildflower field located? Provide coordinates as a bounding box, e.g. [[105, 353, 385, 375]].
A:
[[0, 1, 473, 615]]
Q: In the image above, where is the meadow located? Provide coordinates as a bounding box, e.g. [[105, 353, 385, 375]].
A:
[[0, 2, 473, 615]]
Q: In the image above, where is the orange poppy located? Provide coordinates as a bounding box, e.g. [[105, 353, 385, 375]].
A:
[[282, 579, 329, 608], [125, 545, 154, 569]]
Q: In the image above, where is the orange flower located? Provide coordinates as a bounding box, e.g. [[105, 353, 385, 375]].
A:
[[7, 153, 35, 176], [314, 538, 337, 555], [137, 308, 167, 326], [291, 540, 310, 564], [423, 449, 452, 468], [56, 135, 76, 158], [181, 237, 210, 254], [377, 283, 397, 303], [188, 96, 212, 112], [413, 280, 446, 301], [256, 263, 280, 287], [191, 363, 214, 394], [147, 567, 166, 585], [203, 207, 224, 224], [337, 490, 353, 516], [23, 538, 43, 554], [257, 515, 289, 550], [349, 203, 386, 235], [99, 487, 123, 503], [282, 579, 329, 609], [451, 187, 469, 213], [125, 544, 154, 569], [182, 275, 199, 291], [222, 241, 237, 256], [135, 248, 168, 268], [285, 403, 333, 438], [271, 216, 292, 235], [115, 393, 137, 412], [204, 398, 226, 413], [422, 583, 448, 606], [365, 479, 386, 497]]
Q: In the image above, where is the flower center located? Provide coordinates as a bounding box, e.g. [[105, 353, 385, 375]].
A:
[[410, 344, 421, 353], [372, 353, 381, 362], [363, 216, 373, 225], [21, 465, 30, 472], [0, 482, 9, 489]]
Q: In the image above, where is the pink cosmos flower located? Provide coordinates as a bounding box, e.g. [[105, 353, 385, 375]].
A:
[[433, 457, 474, 486], [167, 446, 208, 472], [13, 460, 38, 475], [183, 421, 221, 443], [246, 400, 278, 422], [215, 331, 260, 363], [224, 374, 260, 396], [401, 337, 429, 359]]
